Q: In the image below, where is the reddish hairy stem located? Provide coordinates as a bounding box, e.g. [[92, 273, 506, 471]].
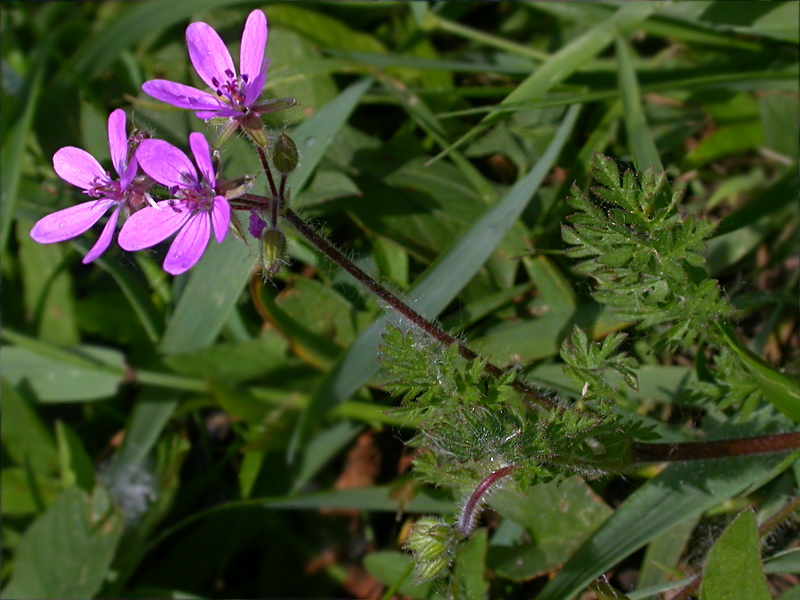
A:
[[458, 465, 518, 536], [255, 146, 279, 199], [240, 194, 800, 464], [632, 432, 800, 463], [281, 207, 559, 411]]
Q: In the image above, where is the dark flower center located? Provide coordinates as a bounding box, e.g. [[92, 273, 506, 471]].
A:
[[88, 175, 122, 200], [211, 69, 250, 110]]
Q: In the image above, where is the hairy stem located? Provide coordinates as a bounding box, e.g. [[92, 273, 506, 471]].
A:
[[632, 432, 800, 463], [255, 146, 279, 199], [281, 206, 559, 411], [237, 194, 800, 463], [458, 465, 518, 536]]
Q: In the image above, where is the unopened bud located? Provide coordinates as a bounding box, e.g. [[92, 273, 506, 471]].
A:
[[260, 228, 287, 278], [210, 118, 239, 149], [272, 133, 298, 174], [404, 517, 453, 580], [241, 113, 269, 148]]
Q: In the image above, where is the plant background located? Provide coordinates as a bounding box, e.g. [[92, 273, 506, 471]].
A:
[[1, 1, 798, 599]]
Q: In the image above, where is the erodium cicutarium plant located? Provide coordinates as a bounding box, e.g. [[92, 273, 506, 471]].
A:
[[25, 6, 800, 597]]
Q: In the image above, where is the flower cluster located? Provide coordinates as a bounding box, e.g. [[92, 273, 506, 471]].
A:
[[30, 9, 288, 276]]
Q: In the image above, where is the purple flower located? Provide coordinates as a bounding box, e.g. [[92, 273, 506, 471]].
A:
[[118, 133, 230, 275], [30, 109, 151, 263], [142, 10, 269, 122]]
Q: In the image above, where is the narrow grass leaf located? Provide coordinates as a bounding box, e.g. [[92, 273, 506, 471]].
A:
[[2, 51, 45, 254], [65, 0, 264, 82], [427, 2, 655, 165], [615, 34, 663, 173]]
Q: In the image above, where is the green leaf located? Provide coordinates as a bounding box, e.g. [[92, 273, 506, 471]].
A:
[[1, 344, 124, 403], [289, 104, 580, 458], [452, 529, 489, 600], [364, 552, 435, 599], [1, 468, 60, 517], [56, 421, 95, 493], [1, 49, 44, 255], [615, 34, 663, 173], [1, 487, 124, 600], [16, 220, 79, 346], [65, 0, 266, 81], [1, 379, 58, 474], [489, 477, 612, 581], [537, 445, 797, 600], [428, 2, 655, 164], [686, 121, 763, 167], [700, 509, 771, 600], [717, 323, 800, 422]]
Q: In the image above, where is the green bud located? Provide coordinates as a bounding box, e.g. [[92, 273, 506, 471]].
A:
[[260, 228, 287, 278], [272, 133, 298, 174], [211, 118, 240, 149], [241, 113, 269, 148], [405, 517, 452, 563], [414, 555, 451, 581]]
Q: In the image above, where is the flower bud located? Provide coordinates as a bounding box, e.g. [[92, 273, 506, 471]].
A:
[[404, 517, 453, 580], [260, 228, 287, 278], [241, 112, 269, 148], [272, 133, 298, 174], [415, 555, 451, 581]]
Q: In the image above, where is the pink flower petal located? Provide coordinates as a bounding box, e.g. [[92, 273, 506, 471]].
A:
[[117, 200, 192, 251], [142, 79, 224, 112], [244, 62, 268, 107], [30, 199, 117, 243], [186, 22, 236, 91], [240, 10, 268, 84], [195, 107, 239, 119], [120, 154, 138, 190], [107, 109, 128, 177], [189, 133, 215, 187], [83, 204, 121, 263], [211, 196, 230, 243], [163, 212, 211, 275], [136, 139, 197, 189], [53, 147, 108, 190]]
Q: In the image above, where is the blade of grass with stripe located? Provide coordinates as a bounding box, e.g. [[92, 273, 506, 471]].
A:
[[288, 104, 581, 460], [426, 2, 657, 166]]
